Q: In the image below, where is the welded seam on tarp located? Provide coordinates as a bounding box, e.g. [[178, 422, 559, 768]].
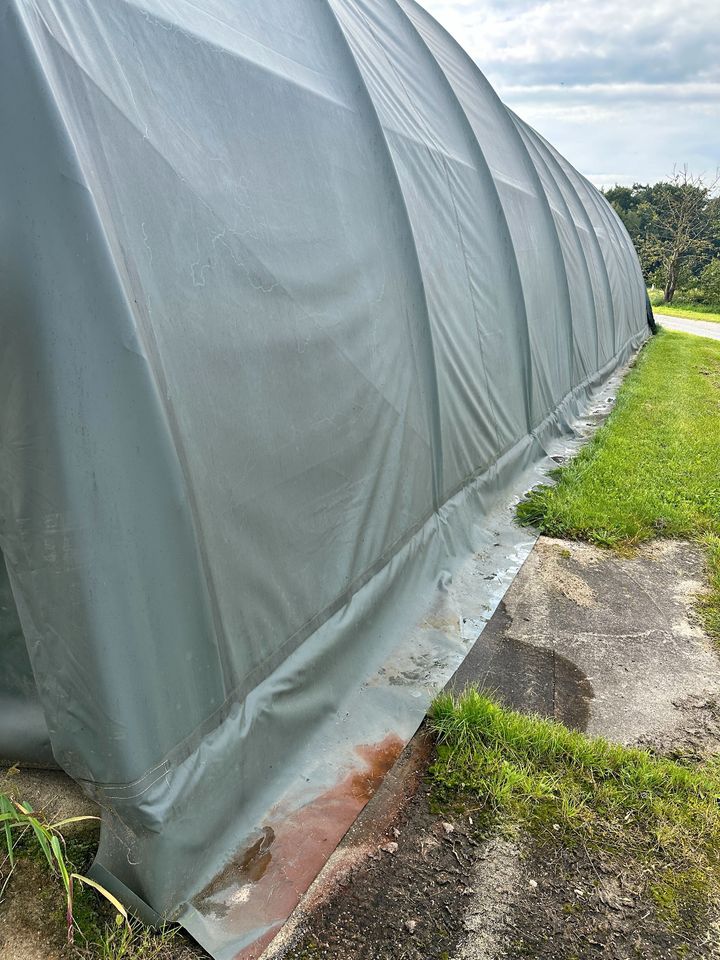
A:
[[512, 117, 598, 381], [396, 0, 536, 437], [422, 27, 577, 399], [604, 193, 647, 327], [389, 0, 521, 460], [399, 0, 579, 426], [607, 202, 646, 300], [584, 183, 635, 354], [321, 0, 445, 510], [511, 119, 595, 382], [533, 127, 620, 368], [512, 119, 597, 379], [578, 173, 638, 352], [510, 115, 602, 375], [553, 149, 630, 358], [400, 0, 571, 419], [525, 123, 610, 370]]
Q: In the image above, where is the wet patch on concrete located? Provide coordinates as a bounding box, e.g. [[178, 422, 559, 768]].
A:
[[450, 600, 594, 732]]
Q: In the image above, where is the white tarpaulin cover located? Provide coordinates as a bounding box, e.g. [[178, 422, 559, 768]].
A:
[[0, 0, 648, 956]]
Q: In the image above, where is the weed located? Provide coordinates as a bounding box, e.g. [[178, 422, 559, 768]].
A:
[[0, 792, 127, 943], [74, 919, 188, 960]]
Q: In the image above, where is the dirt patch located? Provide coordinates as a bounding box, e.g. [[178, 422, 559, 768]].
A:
[[276, 776, 715, 960], [536, 550, 597, 608], [279, 776, 481, 960], [0, 858, 68, 960], [637, 692, 720, 761]]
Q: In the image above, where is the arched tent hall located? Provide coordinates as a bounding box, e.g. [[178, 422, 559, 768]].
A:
[[0, 0, 648, 956]]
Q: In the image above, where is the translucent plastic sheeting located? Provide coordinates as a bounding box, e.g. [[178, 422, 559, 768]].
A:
[[0, 0, 648, 956]]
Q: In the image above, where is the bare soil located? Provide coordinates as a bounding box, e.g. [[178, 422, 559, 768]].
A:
[[278, 771, 716, 960]]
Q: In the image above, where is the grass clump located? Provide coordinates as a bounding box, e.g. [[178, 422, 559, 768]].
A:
[[0, 792, 194, 958], [516, 329, 720, 639], [74, 919, 188, 960], [1, 792, 127, 943], [429, 689, 720, 928]]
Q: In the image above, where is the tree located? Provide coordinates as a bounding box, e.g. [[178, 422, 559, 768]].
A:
[[640, 167, 720, 303], [700, 258, 720, 303], [604, 170, 720, 302]]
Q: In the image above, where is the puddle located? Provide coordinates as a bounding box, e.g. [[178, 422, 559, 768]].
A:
[[195, 825, 276, 917], [449, 601, 594, 731]]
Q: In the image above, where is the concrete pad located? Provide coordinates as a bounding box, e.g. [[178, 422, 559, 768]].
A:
[[452, 536, 719, 752]]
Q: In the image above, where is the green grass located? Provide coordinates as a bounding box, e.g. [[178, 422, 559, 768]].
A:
[[657, 304, 720, 323], [429, 689, 720, 928], [648, 289, 720, 323], [516, 329, 720, 639], [73, 919, 188, 960]]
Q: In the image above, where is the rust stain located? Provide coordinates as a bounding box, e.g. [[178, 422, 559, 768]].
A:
[[191, 733, 404, 960], [346, 737, 405, 805]]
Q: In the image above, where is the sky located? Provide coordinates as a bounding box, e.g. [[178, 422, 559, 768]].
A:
[[422, 0, 720, 189]]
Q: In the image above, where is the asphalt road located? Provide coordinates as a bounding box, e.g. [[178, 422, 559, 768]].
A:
[[655, 312, 720, 340]]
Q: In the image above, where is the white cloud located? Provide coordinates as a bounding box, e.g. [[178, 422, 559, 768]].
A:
[[421, 0, 720, 186]]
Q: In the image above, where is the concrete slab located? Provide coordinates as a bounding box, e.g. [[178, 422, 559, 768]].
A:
[[452, 536, 720, 753]]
